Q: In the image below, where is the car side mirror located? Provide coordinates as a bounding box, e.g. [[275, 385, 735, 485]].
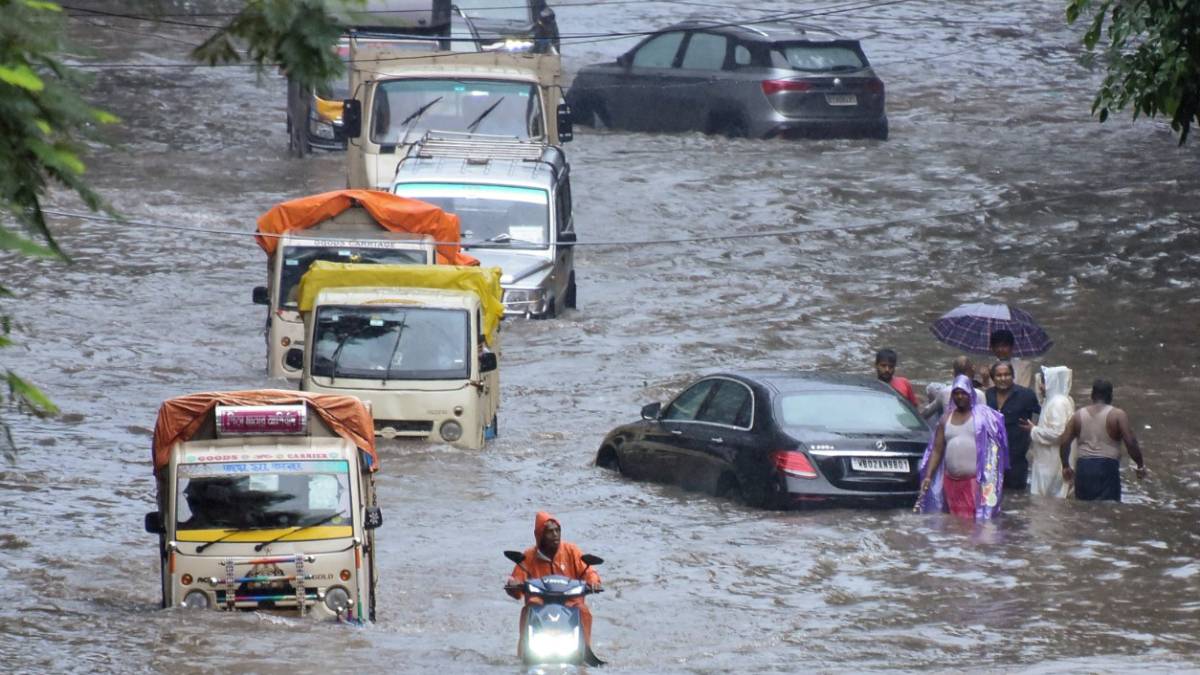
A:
[[252, 286, 269, 305], [617, 53, 632, 68], [285, 347, 304, 370], [144, 512, 165, 534], [480, 351, 498, 372], [558, 231, 576, 244], [364, 506, 383, 530], [640, 402, 662, 420], [342, 99, 362, 139], [557, 103, 573, 143]]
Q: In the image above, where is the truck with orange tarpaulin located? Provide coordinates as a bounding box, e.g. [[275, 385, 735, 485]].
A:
[[252, 189, 477, 379], [144, 390, 383, 622]]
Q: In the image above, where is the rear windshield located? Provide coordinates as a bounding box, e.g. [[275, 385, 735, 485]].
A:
[[772, 43, 865, 72], [776, 391, 925, 434]]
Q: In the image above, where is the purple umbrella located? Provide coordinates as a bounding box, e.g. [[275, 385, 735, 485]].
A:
[[930, 302, 1053, 357]]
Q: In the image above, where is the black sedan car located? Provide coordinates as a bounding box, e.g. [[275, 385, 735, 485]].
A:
[[595, 371, 930, 508], [566, 20, 887, 139]]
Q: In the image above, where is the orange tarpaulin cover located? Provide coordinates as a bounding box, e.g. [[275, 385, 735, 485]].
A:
[[151, 390, 378, 474], [255, 189, 477, 266]]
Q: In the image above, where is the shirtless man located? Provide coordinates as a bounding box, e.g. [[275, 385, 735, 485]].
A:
[[1058, 379, 1146, 502]]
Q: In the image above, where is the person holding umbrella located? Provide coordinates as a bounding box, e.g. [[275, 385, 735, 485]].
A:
[[930, 303, 1052, 390], [981, 329, 1038, 390]]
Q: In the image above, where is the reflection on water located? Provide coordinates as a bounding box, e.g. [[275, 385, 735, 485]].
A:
[[1, 0, 1199, 672]]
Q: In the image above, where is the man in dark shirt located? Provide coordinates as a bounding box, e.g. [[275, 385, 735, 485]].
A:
[[986, 360, 1041, 491]]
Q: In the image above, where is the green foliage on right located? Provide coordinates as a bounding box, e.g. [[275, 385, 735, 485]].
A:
[[1068, 0, 1200, 144]]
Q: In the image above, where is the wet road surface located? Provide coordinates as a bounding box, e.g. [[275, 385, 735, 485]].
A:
[[2, 1, 1199, 672]]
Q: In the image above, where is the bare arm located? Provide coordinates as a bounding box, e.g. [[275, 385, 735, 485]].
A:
[[1114, 409, 1146, 473], [922, 421, 947, 487], [1058, 413, 1080, 481]]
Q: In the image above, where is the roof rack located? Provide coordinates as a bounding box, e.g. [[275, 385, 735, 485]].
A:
[[405, 130, 555, 162]]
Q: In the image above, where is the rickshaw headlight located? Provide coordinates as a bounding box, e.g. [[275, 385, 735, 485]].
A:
[[182, 591, 210, 609]]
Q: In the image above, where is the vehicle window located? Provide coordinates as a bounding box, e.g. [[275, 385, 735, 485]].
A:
[[733, 44, 751, 67], [279, 244, 428, 309], [697, 380, 752, 427], [632, 32, 685, 68], [312, 306, 470, 381], [681, 32, 728, 71], [776, 391, 927, 433], [454, 0, 532, 22], [371, 79, 539, 144], [771, 43, 865, 72], [663, 380, 716, 421], [393, 183, 551, 249], [177, 461, 352, 533]]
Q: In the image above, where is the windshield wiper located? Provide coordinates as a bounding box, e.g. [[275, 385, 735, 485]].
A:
[[195, 525, 272, 553], [254, 511, 347, 552], [398, 96, 444, 147], [328, 324, 368, 384], [466, 96, 505, 134], [382, 318, 407, 384]]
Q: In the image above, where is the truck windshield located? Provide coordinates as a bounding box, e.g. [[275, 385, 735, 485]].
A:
[[176, 460, 352, 535], [392, 183, 549, 248], [371, 79, 541, 143], [312, 306, 470, 380], [455, 0, 531, 22], [278, 244, 429, 309]]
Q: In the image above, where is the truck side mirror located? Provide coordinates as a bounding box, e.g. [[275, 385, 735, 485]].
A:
[[252, 286, 269, 305], [144, 512, 165, 534], [557, 231, 576, 244], [364, 506, 383, 530], [640, 402, 662, 420], [581, 554, 603, 566], [480, 351, 498, 372], [538, 6, 555, 22], [557, 103, 573, 143], [342, 99, 362, 139], [285, 347, 304, 370]]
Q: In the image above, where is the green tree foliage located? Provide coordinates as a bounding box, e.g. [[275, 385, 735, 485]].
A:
[[192, 0, 349, 91], [1, 0, 117, 452], [1068, 0, 1200, 144]]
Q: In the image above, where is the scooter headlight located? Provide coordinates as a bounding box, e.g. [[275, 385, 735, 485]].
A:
[[324, 586, 353, 613], [528, 626, 580, 659], [440, 420, 463, 442], [181, 590, 210, 610]]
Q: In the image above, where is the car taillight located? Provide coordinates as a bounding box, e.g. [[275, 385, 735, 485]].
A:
[[762, 79, 813, 96], [865, 78, 884, 94], [771, 450, 818, 479]]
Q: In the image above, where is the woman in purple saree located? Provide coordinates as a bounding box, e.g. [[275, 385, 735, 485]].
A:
[[918, 374, 1010, 519]]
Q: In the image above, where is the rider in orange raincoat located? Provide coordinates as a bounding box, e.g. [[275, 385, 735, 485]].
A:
[[505, 512, 602, 657]]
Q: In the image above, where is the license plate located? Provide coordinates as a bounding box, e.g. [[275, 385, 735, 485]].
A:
[[851, 457, 908, 473], [826, 94, 858, 106]]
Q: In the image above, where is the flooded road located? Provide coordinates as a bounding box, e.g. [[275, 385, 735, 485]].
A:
[[2, 0, 1199, 671]]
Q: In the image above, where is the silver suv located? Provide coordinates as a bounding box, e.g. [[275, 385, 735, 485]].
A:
[[391, 132, 577, 318], [567, 20, 887, 139]]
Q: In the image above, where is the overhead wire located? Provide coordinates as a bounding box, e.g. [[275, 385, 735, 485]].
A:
[[39, 176, 1189, 251]]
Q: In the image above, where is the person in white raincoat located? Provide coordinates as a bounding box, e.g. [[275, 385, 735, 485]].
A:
[[1022, 366, 1074, 497]]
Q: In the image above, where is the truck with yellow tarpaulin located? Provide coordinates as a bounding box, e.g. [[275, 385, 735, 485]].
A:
[[288, 261, 504, 449]]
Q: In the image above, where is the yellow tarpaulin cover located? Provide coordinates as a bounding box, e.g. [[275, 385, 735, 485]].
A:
[[297, 262, 504, 344]]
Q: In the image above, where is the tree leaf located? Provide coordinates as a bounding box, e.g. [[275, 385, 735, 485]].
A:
[[5, 372, 59, 416], [21, 0, 63, 11], [0, 227, 59, 258], [0, 64, 46, 92]]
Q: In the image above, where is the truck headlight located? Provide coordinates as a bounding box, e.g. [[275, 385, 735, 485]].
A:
[[324, 586, 353, 613], [440, 420, 463, 442], [182, 590, 210, 610], [503, 288, 545, 309]]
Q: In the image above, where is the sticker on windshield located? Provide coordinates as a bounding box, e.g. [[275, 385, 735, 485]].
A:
[[308, 474, 341, 510], [370, 318, 384, 327], [286, 259, 300, 266], [249, 474, 279, 492], [338, 249, 351, 256]]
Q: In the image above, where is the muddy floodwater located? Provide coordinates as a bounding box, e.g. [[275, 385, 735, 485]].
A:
[[2, 1, 1199, 672]]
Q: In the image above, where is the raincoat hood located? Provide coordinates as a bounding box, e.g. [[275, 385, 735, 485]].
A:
[[950, 374, 977, 409], [535, 511, 559, 542], [1041, 366, 1072, 401]]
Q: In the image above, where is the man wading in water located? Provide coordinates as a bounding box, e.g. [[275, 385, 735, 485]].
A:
[[1057, 380, 1147, 501], [917, 375, 1009, 520]]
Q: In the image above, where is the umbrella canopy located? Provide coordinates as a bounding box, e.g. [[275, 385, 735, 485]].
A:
[[930, 302, 1053, 357]]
